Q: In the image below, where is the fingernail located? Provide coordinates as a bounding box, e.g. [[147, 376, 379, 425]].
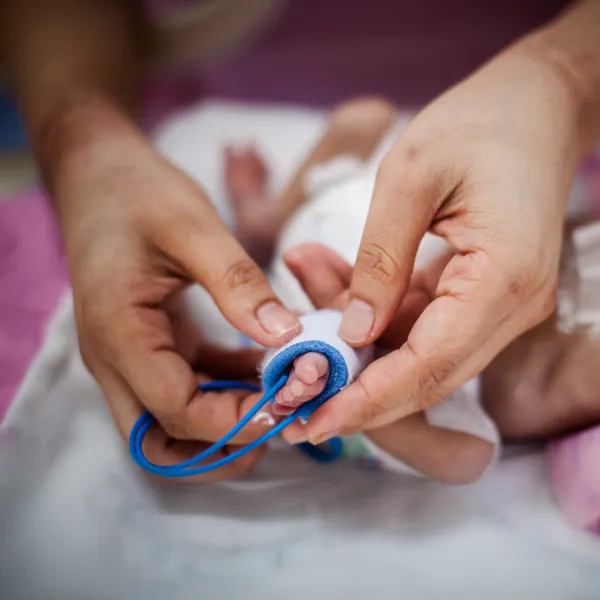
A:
[[290, 380, 304, 398], [251, 411, 276, 427], [339, 299, 374, 343], [310, 430, 340, 446], [257, 301, 301, 339]]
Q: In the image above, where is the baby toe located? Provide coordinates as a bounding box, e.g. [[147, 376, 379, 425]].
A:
[[294, 353, 329, 384]]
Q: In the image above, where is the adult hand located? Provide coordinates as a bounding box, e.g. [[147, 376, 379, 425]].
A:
[[58, 124, 300, 481], [286, 38, 591, 445], [281, 242, 450, 444]]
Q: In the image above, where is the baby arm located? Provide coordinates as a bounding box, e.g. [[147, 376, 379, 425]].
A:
[[365, 413, 496, 484], [272, 345, 495, 483]]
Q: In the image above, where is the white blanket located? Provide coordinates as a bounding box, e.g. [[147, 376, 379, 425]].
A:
[[1, 103, 599, 600]]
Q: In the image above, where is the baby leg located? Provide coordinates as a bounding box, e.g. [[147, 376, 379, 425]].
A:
[[224, 145, 279, 266], [483, 221, 600, 440], [224, 96, 397, 266], [482, 318, 600, 440], [361, 413, 496, 484]]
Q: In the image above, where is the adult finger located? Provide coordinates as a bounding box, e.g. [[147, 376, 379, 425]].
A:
[[92, 300, 275, 444], [165, 292, 264, 379], [141, 425, 267, 484], [141, 381, 272, 483], [99, 342, 273, 464], [376, 244, 454, 349], [92, 365, 264, 483], [284, 243, 351, 310], [339, 141, 458, 346], [284, 242, 450, 350], [151, 194, 301, 348]]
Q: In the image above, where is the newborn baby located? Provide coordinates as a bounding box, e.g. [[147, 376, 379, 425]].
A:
[[223, 97, 600, 482]]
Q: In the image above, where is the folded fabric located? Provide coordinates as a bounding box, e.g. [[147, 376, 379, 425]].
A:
[[547, 193, 600, 538]]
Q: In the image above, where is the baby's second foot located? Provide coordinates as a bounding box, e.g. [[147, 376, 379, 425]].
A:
[[224, 144, 269, 204], [273, 352, 330, 415], [223, 144, 282, 266]]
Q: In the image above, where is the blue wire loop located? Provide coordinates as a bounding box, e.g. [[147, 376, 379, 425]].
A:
[[129, 377, 343, 478]]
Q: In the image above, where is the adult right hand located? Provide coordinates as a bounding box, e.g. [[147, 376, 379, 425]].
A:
[[57, 119, 301, 481], [288, 32, 597, 446]]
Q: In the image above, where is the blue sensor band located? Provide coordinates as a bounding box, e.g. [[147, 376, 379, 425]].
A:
[[129, 343, 348, 476]]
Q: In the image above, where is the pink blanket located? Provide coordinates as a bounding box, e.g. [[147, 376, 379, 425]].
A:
[[0, 189, 68, 419]]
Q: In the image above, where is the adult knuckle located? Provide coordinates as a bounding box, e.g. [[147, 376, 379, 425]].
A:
[[418, 360, 454, 393], [344, 375, 394, 432], [222, 258, 265, 291], [357, 241, 401, 286], [394, 139, 428, 167], [380, 140, 425, 175], [403, 341, 455, 395], [201, 392, 237, 435], [420, 388, 447, 411]]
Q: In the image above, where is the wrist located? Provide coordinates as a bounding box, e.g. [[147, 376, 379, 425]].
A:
[[518, 19, 600, 160], [34, 89, 143, 196]]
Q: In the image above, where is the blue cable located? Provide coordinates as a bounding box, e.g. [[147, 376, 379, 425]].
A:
[[296, 437, 343, 463], [129, 377, 343, 477]]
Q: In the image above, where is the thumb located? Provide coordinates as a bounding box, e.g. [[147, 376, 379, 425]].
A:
[[161, 208, 301, 348], [339, 146, 454, 346]]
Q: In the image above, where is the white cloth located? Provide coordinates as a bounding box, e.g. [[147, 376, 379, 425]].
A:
[[1, 103, 600, 600], [557, 221, 600, 335]]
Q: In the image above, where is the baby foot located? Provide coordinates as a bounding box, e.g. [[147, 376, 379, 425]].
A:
[[273, 352, 330, 415], [223, 144, 283, 266], [224, 144, 269, 204]]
